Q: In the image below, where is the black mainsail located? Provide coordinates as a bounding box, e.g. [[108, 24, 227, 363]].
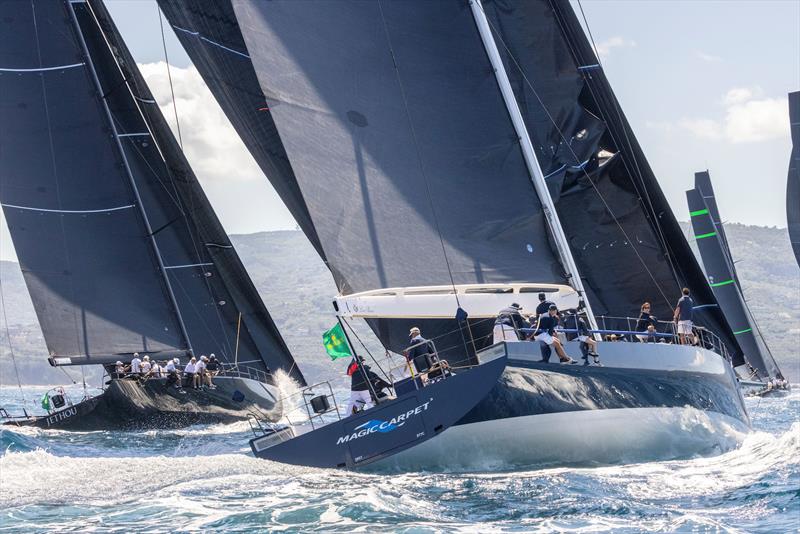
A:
[[788, 91, 800, 268], [693, 171, 739, 289], [686, 184, 779, 378], [161, 0, 741, 361], [0, 0, 304, 384]]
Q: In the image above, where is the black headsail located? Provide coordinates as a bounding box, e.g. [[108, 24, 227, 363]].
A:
[[788, 91, 800, 268], [477, 0, 741, 357], [686, 185, 776, 375], [0, 0, 304, 384]]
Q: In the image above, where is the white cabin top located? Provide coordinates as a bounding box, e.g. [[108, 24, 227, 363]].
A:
[[334, 283, 580, 319]]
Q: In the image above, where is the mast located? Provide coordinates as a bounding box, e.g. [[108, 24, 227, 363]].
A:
[[469, 0, 598, 330], [66, 0, 194, 355]]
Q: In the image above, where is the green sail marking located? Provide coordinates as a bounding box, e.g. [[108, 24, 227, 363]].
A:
[[690, 208, 710, 217], [733, 327, 753, 335], [695, 231, 717, 239], [709, 279, 735, 287]]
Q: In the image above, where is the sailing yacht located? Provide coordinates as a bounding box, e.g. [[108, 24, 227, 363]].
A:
[[686, 172, 788, 396], [0, 0, 304, 430], [158, 0, 750, 468], [788, 91, 800, 268]]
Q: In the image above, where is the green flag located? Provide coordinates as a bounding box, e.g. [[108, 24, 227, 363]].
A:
[[41, 393, 50, 411], [322, 323, 352, 361]]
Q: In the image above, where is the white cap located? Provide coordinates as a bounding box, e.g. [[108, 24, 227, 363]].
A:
[[143, 355, 150, 361], [409, 327, 421, 335], [209, 353, 215, 358], [174, 357, 180, 364], [133, 352, 139, 357], [116, 361, 123, 365]]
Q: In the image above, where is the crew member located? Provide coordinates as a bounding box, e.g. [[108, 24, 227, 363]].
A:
[[165, 358, 181, 389], [535, 292, 555, 318], [206, 355, 219, 387], [130, 353, 142, 377], [635, 302, 658, 343], [567, 312, 600, 364], [673, 288, 694, 345], [534, 305, 575, 364], [140, 355, 152, 377], [345, 356, 391, 415], [113, 361, 126, 379], [404, 327, 436, 374], [194, 356, 207, 389], [184, 356, 198, 389], [493, 303, 528, 343]]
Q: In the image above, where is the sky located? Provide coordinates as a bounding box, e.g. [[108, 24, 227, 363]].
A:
[[1, 0, 798, 262]]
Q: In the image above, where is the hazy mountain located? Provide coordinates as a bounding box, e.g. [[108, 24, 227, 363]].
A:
[[1, 225, 798, 387]]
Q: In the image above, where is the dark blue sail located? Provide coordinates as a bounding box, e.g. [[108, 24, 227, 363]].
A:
[[686, 187, 780, 378], [788, 91, 800, 268], [0, 0, 304, 384]]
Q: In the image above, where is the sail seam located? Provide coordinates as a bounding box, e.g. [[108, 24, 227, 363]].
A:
[[1, 203, 134, 214], [0, 62, 84, 72], [172, 25, 250, 59]]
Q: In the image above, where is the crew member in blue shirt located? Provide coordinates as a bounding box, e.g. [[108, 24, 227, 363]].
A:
[[533, 305, 575, 364], [673, 288, 694, 345]]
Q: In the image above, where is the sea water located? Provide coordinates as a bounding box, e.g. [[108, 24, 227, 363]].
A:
[[1, 384, 797, 533]]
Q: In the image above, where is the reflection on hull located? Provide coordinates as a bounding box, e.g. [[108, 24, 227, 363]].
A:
[[3, 376, 281, 431]]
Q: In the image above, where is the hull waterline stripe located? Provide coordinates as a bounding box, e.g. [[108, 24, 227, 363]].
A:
[[1, 203, 135, 214], [0, 62, 84, 73], [733, 328, 753, 335], [695, 231, 718, 240], [163, 262, 214, 270], [709, 279, 735, 288], [690, 208, 709, 217]]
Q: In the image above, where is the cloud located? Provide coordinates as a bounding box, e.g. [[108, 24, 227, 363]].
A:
[[595, 36, 637, 59], [673, 86, 788, 144], [677, 118, 722, 140], [138, 62, 261, 182], [695, 51, 722, 63]]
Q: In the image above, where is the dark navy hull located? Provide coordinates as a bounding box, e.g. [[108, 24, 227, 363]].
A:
[[3, 376, 282, 431], [458, 340, 748, 427], [250, 352, 507, 468], [373, 341, 750, 470]]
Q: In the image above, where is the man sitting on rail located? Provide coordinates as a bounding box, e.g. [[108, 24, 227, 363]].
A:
[[532, 305, 575, 364], [493, 303, 529, 343]]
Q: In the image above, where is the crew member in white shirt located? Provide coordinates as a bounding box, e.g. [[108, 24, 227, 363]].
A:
[[194, 356, 207, 389], [130, 353, 142, 376], [184, 357, 198, 389], [140, 355, 152, 376]]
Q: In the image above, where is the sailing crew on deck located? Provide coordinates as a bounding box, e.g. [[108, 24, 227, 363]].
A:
[[535, 292, 555, 318], [140, 355, 152, 376], [635, 302, 658, 342], [130, 353, 142, 377], [566, 312, 599, 364], [404, 327, 435, 374], [533, 305, 575, 364], [194, 356, 207, 389], [114, 361, 126, 379], [206, 355, 220, 385], [184, 357, 198, 388], [493, 303, 528, 343], [345, 356, 392, 415], [150, 360, 163, 378], [165, 358, 181, 389], [673, 288, 694, 345]]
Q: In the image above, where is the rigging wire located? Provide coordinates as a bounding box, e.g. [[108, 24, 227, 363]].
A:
[[158, 5, 183, 149], [376, 0, 462, 310], [574, 0, 681, 288], [0, 259, 26, 404], [474, 0, 674, 309]]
